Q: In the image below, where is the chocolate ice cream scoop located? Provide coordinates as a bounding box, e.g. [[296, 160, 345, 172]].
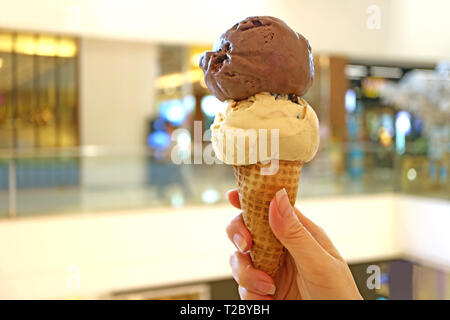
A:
[[199, 16, 314, 101]]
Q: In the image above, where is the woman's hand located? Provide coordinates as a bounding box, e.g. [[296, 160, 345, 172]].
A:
[[226, 188, 363, 300]]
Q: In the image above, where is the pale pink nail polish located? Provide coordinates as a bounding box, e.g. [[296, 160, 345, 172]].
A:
[[233, 233, 247, 252], [255, 281, 276, 295], [275, 188, 292, 217]]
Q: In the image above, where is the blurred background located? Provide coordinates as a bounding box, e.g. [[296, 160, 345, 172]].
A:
[[0, 0, 449, 299]]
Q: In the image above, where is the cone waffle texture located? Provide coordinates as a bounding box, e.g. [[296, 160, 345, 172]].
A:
[[233, 160, 302, 277]]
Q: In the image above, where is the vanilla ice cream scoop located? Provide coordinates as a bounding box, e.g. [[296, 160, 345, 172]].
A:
[[211, 92, 320, 165]]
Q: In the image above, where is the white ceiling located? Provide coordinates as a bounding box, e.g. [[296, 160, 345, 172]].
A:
[[0, 0, 449, 62]]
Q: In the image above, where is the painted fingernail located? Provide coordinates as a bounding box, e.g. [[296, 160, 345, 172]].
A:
[[255, 281, 276, 295], [275, 188, 293, 217], [233, 233, 247, 252]]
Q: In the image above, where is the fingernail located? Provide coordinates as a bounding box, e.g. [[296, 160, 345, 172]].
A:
[[255, 281, 276, 295], [233, 233, 247, 252], [275, 188, 293, 217]]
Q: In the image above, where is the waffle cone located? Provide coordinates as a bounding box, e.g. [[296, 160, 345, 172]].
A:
[[233, 160, 302, 277]]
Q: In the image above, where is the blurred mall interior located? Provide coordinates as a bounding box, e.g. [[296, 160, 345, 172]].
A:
[[0, 0, 449, 299]]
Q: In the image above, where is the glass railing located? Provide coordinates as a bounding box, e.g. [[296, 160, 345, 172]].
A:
[[0, 143, 448, 218]]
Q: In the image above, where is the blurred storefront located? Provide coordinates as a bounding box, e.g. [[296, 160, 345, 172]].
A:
[[0, 32, 79, 191]]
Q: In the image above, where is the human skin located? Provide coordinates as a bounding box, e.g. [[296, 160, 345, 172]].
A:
[[225, 188, 363, 300]]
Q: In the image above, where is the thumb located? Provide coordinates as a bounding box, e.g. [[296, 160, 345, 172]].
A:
[[268, 188, 330, 273]]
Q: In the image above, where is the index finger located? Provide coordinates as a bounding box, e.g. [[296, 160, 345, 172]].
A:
[[226, 213, 252, 252], [226, 189, 241, 209]]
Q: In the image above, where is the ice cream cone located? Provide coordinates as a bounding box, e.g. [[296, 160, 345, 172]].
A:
[[233, 160, 302, 277]]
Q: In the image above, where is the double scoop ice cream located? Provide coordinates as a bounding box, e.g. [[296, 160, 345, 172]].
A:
[[200, 16, 319, 166], [200, 16, 320, 278]]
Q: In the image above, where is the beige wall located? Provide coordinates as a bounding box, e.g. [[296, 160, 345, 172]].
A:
[[267, 0, 450, 62], [79, 38, 157, 147], [0, 0, 264, 44], [0, 0, 449, 61], [78, 38, 158, 188]]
